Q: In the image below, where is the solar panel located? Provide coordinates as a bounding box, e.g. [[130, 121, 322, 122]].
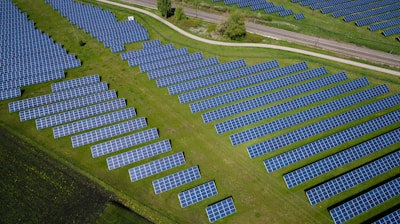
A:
[[142, 39, 161, 49], [9, 82, 108, 112], [284, 128, 400, 188], [215, 78, 372, 133], [128, 152, 186, 182], [206, 197, 237, 223], [0, 88, 21, 101], [306, 150, 400, 205], [248, 94, 400, 156], [329, 177, 400, 224], [20, 90, 116, 121], [51, 74, 100, 92], [91, 128, 159, 158], [373, 209, 400, 224], [128, 48, 189, 67], [107, 140, 172, 170], [264, 109, 400, 173], [139, 52, 204, 72], [152, 166, 201, 194], [234, 83, 388, 148], [53, 107, 136, 139], [178, 181, 218, 208], [121, 44, 174, 60], [71, 117, 147, 148], [0, 70, 66, 89], [36, 98, 126, 130]]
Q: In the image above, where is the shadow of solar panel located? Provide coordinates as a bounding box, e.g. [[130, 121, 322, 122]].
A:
[[189, 66, 328, 113], [215, 78, 371, 133], [107, 139, 172, 170], [53, 107, 136, 139], [91, 128, 159, 158], [128, 152, 186, 182], [329, 177, 400, 224], [9, 82, 108, 112], [264, 109, 400, 173], [236, 83, 389, 149], [248, 94, 400, 157], [51, 74, 100, 93], [152, 166, 201, 194], [36, 98, 126, 130], [71, 117, 147, 148], [307, 150, 400, 205], [178, 181, 217, 208], [180, 61, 302, 104], [206, 197, 237, 223], [20, 90, 117, 121]]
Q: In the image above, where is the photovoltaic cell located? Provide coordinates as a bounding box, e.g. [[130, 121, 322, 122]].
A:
[[91, 128, 159, 158], [178, 181, 218, 208], [152, 166, 201, 194], [53, 107, 136, 139], [51, 74, 100, 92], [36, 98, 126, 130], [107, 140, 172, 170], [284, 128, 400, 188], [206, 197, 237, 223], [71, 117, 147, 148], [329, 177, 400, 224], [128, 152, 186, 182], [306, 150, 400, 205]]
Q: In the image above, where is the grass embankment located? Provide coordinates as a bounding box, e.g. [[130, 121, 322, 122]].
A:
[[1, 0, 399, 223]]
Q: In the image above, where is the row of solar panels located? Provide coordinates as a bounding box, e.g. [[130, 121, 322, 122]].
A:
[[292, 0, 400, 38], [9, 73, 236, 223], [45, 0, 149, 52], [123, 37, 399, 223], [0, 0, 81, 101]]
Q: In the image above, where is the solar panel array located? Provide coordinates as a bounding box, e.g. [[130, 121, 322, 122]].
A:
[[329, 177, 400, 224], [373, 209, 400, 224], [306, 150, 400, 205], [51, 74, 100, 92], [238, 83, 389, 152], [91, 128, 159, 158], [284, 128, 400, 189], [206, 197, 237, 223], [71, 118, 147, 148], [107, 140, 172, 170], [0, 0, 81, 101], [129, 152, 186, 182], [152, 166, 201, 194], [248, 94, 400, 158], [46, 0, 149, 52], [178, 181, 218, 208]]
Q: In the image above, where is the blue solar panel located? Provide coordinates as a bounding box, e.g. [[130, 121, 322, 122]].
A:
[[373, 209, 400, 224], [36, 98, 126, 130], [0, 70, 66, 90], [248, 94, 400, 157], [152, 166, 201, 194], [128, 152, 186, 182], [215, 78, 371, 133], [206, 197, 237, 223], [142, 39, 161, 49], [190, 66, 328, 113], [51, 74, 100, 92], [71, 118, 147, 148], [284, 128, 400, 189], [91, 128, 159, 158], [20, 90, 116, 121], [0, 88, 20, 101], [121, 44, 174, 60], [329, 177, 400, 224], [307, 150, 400, 205], [264, 109, 400, 173], [53, 107, 136, 139], [179, 61, 305, 104], [9, 82, 108, 112], [234, 83, 388, 148], [178, 181, 218, 208], [107, 140, 172, 170], [139, 52, 204, 72], [128, 48, 189, 67]]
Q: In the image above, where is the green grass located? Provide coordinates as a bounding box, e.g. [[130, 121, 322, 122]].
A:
[[1, 0, 399, 224]]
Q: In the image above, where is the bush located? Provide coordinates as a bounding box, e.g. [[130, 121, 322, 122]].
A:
[[216, 11, 246, 40], [157, 0, 172, 18], [174, 7, 186, 21]]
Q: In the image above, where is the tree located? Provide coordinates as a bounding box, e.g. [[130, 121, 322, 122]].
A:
[[174, 7, 186, 21], [157, 0, 172, 18], [217, 11, 246, 40]]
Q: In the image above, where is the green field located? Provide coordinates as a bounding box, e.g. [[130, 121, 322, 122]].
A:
[[1, 0, 400, 223]]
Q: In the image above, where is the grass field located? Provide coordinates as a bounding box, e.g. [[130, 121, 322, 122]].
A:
[[1, 0, 399, 223]]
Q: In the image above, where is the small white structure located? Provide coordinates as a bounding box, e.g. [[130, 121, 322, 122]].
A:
[[128, 16, 135, 21]]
